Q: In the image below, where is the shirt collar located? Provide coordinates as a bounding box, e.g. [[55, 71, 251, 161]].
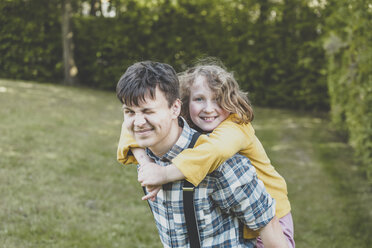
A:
[[146, 117, 195, 163]]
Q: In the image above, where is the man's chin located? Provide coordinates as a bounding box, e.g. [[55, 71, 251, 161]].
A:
[[135, 138, 153, 148]]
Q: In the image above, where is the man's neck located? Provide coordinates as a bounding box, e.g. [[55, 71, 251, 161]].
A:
[[150, 119, 183, 157]]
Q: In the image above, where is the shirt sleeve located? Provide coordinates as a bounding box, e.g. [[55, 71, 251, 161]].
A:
[[172, 114, 255, 186], [211, 155, 276, 230], [117, 121, 141, 165]]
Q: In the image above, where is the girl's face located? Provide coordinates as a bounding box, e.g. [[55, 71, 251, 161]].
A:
[[189, 76, 230, 132]]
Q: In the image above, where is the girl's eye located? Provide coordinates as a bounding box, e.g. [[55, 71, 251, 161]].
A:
[[194, 97, 203, 102]]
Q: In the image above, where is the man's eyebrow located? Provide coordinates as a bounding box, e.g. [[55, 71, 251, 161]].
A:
[[122, 106, 154, 112], [122, 105, 132, 111], [142, 107, 155, 111]]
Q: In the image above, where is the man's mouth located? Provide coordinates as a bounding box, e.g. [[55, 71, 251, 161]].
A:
[[134, 128, 153, 136]]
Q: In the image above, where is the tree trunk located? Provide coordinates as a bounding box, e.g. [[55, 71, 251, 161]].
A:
[[62, 0, 78, 85]]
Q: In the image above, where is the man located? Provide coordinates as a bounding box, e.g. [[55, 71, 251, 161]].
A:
[[116, 61, 287, 247]]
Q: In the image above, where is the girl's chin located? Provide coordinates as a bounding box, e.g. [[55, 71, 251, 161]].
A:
[[199, 124, 218, 132]]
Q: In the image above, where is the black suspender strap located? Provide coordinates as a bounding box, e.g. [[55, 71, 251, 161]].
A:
[[188, 131, 201, 149], [143, 132, 202, 248], [182, 132, 201, 248], [183, 180, 201, 248]]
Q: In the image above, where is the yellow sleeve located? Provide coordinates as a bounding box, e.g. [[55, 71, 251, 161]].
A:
[[172, 114, 255, 186], [117, 122, 141, 165]]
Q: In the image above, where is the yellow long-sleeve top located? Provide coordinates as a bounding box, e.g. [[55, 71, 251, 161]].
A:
[[117, 114, 291, 238]]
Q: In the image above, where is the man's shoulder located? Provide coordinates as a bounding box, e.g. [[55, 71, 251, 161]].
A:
[[222, 153, 253, 166], [212, 153, 256, 178]]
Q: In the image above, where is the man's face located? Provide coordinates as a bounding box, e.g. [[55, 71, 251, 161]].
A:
[[123, 87, 181, 155]]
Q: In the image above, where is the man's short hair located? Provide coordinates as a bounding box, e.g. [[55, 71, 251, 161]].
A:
[[116, 61, 180, 107]]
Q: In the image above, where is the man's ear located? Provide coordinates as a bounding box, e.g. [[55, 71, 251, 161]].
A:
[[171, 99, 182, 118]]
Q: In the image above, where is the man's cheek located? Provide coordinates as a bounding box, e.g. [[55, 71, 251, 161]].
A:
[[123, 121, 133, 133]]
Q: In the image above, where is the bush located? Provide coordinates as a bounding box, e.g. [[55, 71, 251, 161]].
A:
[[1, 0, 329, 111], [0, 0, 62, 82], [324, 0, 372, 181]]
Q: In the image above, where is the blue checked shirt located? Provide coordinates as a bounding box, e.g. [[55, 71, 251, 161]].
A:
[[144, 118, 275, 248]]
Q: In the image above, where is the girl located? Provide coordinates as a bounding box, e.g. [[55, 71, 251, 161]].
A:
[[117, 63, 295, 248]]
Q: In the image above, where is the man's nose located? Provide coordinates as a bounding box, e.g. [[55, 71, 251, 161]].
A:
[[134, 114, 146, 126]]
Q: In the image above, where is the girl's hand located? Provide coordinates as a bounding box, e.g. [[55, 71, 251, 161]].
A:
[[138, 162, 168, 186], [142, 185, 161, 201]]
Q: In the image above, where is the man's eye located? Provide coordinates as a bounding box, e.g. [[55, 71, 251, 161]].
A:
[[124, 110, 134, 115]]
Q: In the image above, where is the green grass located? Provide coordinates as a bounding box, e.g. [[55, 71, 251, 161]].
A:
[[0, 79, 371, 247]]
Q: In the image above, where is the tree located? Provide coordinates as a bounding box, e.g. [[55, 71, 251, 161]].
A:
[[62, 0, 78, 85]]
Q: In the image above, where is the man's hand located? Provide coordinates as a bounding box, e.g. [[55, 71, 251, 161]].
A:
[[142, 185, 162, 201], [138, 162, 168, 186]]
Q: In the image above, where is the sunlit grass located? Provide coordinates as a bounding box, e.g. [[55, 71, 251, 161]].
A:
[[0, 79, 160, 248], [254, 108, 372, 248], [0, 79, 371, 247]]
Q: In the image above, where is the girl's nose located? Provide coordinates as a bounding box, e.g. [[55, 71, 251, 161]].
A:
[[203, 101, 216, 113]]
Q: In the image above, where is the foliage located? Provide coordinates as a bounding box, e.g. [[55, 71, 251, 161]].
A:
[[324, 0, 372, 181], [1, 0, 328, 110], [0, 0, 62, 82], [221, 0, 329, 110], [2, 0, 370, 180]]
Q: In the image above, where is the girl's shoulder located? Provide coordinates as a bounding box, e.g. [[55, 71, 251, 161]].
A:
[[221, 114, 254, 132]]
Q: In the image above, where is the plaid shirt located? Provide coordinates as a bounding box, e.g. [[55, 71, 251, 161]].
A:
[[145, 118, 275, 248]]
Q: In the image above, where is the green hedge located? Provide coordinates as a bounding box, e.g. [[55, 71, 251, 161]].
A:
[[324, 0, 372, 181], [0, 0, 62, 81], [1, 0, 328, 110]]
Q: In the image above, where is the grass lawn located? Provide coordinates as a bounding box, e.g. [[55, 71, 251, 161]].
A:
[[0, 79, 371, 247]]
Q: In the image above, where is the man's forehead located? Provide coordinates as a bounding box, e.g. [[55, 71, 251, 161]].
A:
[[124, 96, 168, 110], [124, 87, 171, 108], [123, 101, 154, 110], [123, 90, 154, 107]]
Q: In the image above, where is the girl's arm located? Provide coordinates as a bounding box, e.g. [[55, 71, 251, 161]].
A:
[[118, 115, 253, 187], [117, 122, 183, 183], [138, 114, 254, 187], [138, 162, 184, 186], [172, 115, 253, 186], [117, 124, 163, 201], [117, 122, 141, 165]]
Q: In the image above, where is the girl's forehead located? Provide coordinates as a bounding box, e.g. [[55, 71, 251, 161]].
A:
[[193, 75, 208, 85], [190, 78, 220, 98], [191, 77, 211, 91]]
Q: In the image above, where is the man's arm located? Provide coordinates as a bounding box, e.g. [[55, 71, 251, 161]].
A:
[[211, 155, 287, 247]]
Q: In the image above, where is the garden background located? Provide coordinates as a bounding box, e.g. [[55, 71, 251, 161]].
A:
[[0, 0, 371, 247]]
